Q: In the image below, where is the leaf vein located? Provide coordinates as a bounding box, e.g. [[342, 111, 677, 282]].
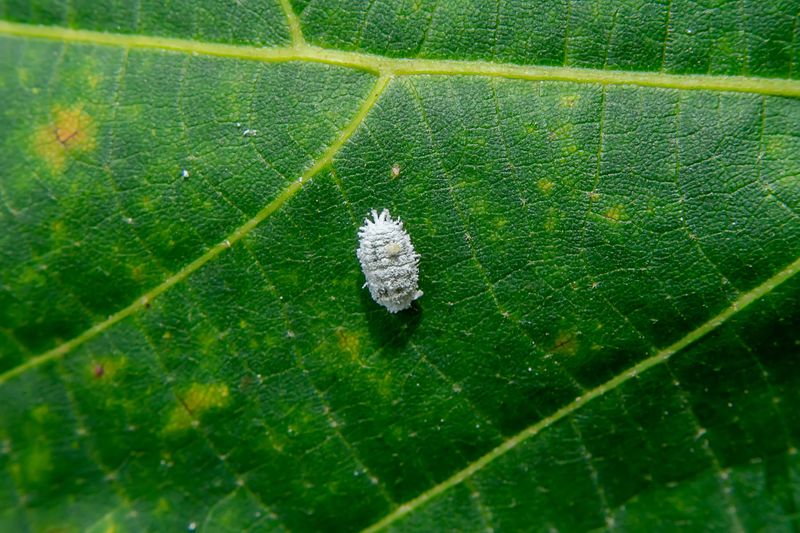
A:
[[1, 21, 799, 96], [0, 75, 391, 386], [360, 254, 800, 532]]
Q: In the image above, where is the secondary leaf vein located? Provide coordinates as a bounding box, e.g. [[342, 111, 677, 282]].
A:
[[360, 254, 800, 532], [0, 74, 392, 386]]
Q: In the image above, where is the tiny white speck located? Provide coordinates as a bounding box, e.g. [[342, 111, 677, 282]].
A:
[[243, 129, 258, 137], [123, 216, 134, 225], [181, 169, 190, 178], [391, 164, 401, 177], [188, 522, 197, 531]]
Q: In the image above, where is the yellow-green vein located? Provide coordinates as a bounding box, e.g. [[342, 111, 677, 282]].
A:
[[361, 254, 800, 533], [0, 74, 392, 386], [1, 21, 800, 96], [278, 0, 305, 47]]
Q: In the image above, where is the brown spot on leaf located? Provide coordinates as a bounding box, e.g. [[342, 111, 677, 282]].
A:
[[165, 383, 230, 433], [88, 357, 126, 381], [552, 330, 580, 356], [33, 105, 96, 173]]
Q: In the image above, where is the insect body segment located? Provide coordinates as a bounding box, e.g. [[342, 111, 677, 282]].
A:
[[357, 209, 423, 313]]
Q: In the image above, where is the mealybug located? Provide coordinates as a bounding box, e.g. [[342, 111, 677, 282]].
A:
[[357, 209, 423, 313]]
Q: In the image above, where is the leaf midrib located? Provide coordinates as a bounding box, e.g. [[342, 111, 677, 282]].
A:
[[1, 21, 800, 97]]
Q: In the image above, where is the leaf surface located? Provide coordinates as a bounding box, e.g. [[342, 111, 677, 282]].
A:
[[0, 1, 799, 531]]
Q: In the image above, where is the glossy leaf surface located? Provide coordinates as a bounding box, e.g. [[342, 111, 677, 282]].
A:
[[1, 1, 799, 531]]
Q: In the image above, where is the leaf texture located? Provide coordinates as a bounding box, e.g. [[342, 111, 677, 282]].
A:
[[0, 1, 799, 531]]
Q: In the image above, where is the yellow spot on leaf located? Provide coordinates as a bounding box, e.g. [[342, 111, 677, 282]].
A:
[[33, 105, 96, 173], [560, 95, 580, 108], [549, 122, 574, 140], [562, 144, 578, 155], [156, 497, 171, 513], [32, 404, 50, 422], [89, 356, 127, 381], [87, 73, 103, 90], [603, 205, 627, 222], [537, 179, 555, 195], [23, 443, 52, 484], [552, 330, 579, 356], [51, 219, 65, 235], [544, 208, 559, 232], [765, 137, 785, 156], [165, 383, 230, 433], [336, 329, 361, 361]]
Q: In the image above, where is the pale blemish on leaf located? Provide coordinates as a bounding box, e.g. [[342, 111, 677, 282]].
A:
[[544, 208, 559, 232], [537, 178, 555, 195], [336, 328, 362, 361], [156, 497, 171, 513], [16, 443, 52, 485], [12, 406, 55, 485], [765, 137, 785, 156], [562, 144, 579, 156], [50, 219, 65, 235], [549, 122, 574, 140], [602, 205, 628, 223], [560, 94, 580, 108], [32, 404, 50, 422], [165, 383, 230, 433], [87, 73, 103, 90], [33, 105, 96, 173], [552, 330, 580, 356], [88, 356, 127, 382]]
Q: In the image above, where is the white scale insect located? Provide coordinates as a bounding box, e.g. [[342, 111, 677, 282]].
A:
[[357, 209, 422, 313]]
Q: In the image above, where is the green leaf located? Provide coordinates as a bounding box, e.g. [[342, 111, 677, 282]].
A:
[[1, 1, 799, 531]]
